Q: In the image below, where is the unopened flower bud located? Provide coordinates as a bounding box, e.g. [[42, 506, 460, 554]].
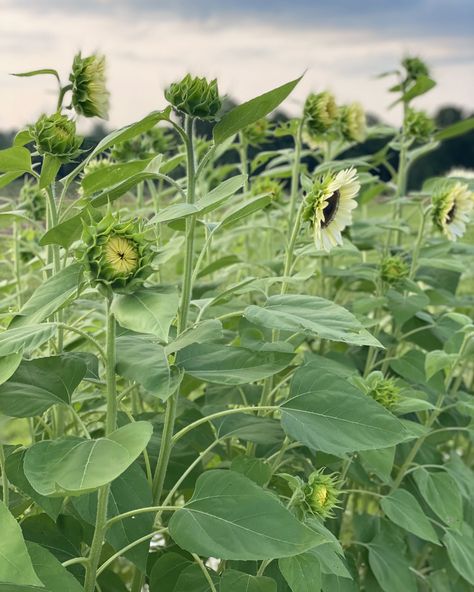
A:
[[304, 91, 338, 137], [70, 52, 110, 119], [339, 102, 367, 143], [30, 113, 83, 163], [304, 469, 340, 518], [165, 74, 221, 120]]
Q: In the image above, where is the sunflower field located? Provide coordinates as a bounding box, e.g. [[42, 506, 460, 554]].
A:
[[0, 54, 473, 592]]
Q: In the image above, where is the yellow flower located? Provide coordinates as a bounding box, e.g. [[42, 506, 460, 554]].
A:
[[432, 181, 474, 241], [104, 236, 139, 275], [303, 168, 360, 252]]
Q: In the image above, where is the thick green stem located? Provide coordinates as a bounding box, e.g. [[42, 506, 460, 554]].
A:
[[288, 119, 304, 231], [84, 297, 117, 592], [0, 445, 9, 508], [393, 100, 409, 247], [408, 205, 429, 280], [152, 116, 196, 506], [239, 133, 249, 193], [13, 222, 22, 309]]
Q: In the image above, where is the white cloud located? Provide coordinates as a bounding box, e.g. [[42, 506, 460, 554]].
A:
[[0, 2, 472, 131]]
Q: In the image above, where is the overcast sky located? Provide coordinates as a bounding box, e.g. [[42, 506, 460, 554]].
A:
[[1, 0, 473, 131]]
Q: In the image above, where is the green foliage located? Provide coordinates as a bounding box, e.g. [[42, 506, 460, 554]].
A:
[[0, 53, 473, 592]]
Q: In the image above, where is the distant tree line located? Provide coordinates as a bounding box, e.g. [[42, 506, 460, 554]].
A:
[[1, 105, 472, 190]]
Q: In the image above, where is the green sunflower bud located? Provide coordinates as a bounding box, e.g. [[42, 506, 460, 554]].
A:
[[304, 91, 338, 137], [111, 127, 174, 162], [29, 113, 83, 163], [80, 211, 154, 293], [380, 255, 409, 284], [165, 74, 221, 120], [405, 108, 434, 142], [69, 52, 110, 119], [242, 118, 270, 146], [339, 102, 367, 143], [365, 372, 401, 410], [402, 56, 430, 82], [251, 176, 284, 202], [304, 469, 340, 518], [19, 179, 46, 221]]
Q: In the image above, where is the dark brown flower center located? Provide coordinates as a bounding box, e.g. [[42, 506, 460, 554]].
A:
[[446, 203, 456, 223], [321, 190, 340, 228]]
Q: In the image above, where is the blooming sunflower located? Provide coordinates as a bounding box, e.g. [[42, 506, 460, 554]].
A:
[[302, 168, 360, 251], [432, 181, 474, 241]]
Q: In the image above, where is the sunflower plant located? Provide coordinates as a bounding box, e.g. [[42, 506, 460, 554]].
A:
[[0, 53, 473, 592]]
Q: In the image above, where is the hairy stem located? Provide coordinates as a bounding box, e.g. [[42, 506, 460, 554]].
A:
[[83, 297, 117, 592]]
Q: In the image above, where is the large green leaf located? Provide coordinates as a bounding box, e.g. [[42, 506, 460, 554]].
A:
[[220, 570, 277, 591], [11, 263, 83, 327], [443, 523, 474, 585], [5, 450, 62, 520], [169, 470, 327, 560], [368, 523, 417, 592], [244, 295, 382, 347], [111, 286, 179, 342], [0, 352, 22, 386], [24, 422, 153, 496], [0, 147, 32, 173], [280, 367, 409, 456], [413, 468, 463, 529], [0, 501, 44, 588], [435, 117, 474, 141], [213, 76, 302, 144], [149, 552, 191, 592], [116, 335, 180, 401], [81, 157, 156, 195], [279, 553, 322, 592], [73, 462, 153, 571], [26, 542, 84, 592], [0, 354, 86, 417], [176, 343, 293, 385], [173, 564, 219, 592], [380, 489, 439, 544], [0, 324, 56, 357], [154, 175, 245, 223], [39, 213, 84, 248], [21, 513, 82, 564]]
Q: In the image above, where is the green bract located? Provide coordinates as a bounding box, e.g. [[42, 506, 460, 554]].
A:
[[380, 255, 409, 284], [165, 74, 221, 119], [339, 102, 367, 143], [304, 91, 337, 136], [405, 108, 435, 141], [304, 469, 340, 518], [365, 372, 401, 410], [80, 212, 154, 293], [402, 55, 430, 81], [29, 113, 83, 162], [70, 52, 110, 119]]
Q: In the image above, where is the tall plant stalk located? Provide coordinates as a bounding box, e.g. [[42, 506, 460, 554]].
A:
[[84, 296, 117, 592], [152, 115, 196, 505]]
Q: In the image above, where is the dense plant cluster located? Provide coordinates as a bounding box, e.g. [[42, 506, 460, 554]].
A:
[[0, 52, 473, 592]]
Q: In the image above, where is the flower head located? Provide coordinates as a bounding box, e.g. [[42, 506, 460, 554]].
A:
[[302, 168, 360, 252], [304, 469, 340, 518], [165, 74, 221, 120], [402, 56, 430, 82], [251, 176, 284, 203], [432, 181, 474, 241], [19, 179, 46, 221], [405, 108, 434, 142], [80, 211, 154, 293], [242, 118, 270, 146], [365, 372, 401, 410], [70, 53, 110, 119], [339, 102, 366, 143], [304, 91, 338, 137], [30, 113, 83, 162], [111, 127, 174, 162], [380, 255, 409, 284]]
